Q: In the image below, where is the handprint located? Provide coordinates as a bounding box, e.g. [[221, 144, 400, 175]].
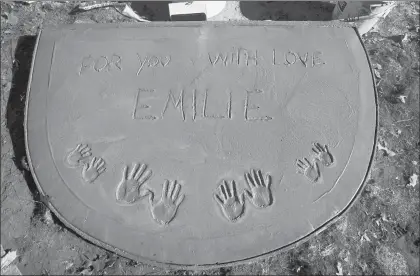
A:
[[149, 180, 185, 225], [214, 180, 245, 222], [296, 158, 320, 183], [312, 143, 334, 167], [66, 144, 91, 167], [82, 157, 106, 183], [244, 169, 272, 208], [115, 163, 152, 204]]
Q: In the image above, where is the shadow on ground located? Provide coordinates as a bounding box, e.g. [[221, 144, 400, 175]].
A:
[[6, 36, 68, 227], [130, 1, 171, 21], [240, 1, 335, 21], [6, 36, 39, 202]]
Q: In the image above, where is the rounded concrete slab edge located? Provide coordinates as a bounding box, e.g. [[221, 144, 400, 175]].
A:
[[24, 22, 377, 269]]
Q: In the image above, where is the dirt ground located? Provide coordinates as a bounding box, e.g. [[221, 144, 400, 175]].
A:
[[1, 1, 419, 275]]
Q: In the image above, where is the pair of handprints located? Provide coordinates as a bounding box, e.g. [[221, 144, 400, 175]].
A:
[[214, 169, 272, 222], [66, 144, 106, 183], [66, 145, 183, 226], [115, 163, 184, 225], [296, 143, 334, 183]]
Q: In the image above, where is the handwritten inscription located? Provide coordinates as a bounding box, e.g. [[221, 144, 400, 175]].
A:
[[162, 89, 185, 120], [133, 88, 272, 122], [203, 89, 232, 119], [209, 49, 258, 66], [137, 54, 171, 75], [273, 50, 325, 68], [78, 49, 326, 77], [132, 89, 157, 120], [245, 90, 273, 121], [79, 49, 327, 124], [208, 49, 326, 68], [79, 55, 122, 75]]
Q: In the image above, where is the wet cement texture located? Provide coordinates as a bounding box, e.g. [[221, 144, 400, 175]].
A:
[[1, 1, 419, 275]]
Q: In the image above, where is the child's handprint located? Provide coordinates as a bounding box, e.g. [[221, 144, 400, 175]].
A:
[[244, 169, 272, 208], [66, 144, 91, 167], [82, 157, 106, 183], [296, 158, 320, 183], [116, 163, 153, 204], [312, 143, 334, 167], [149, 180, 185, 225], [214, 180, 245, 222]]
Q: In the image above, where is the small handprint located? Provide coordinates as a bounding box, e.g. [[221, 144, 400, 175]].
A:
[[296, 158, 320, 183], [244, 169, 272, 208], [82, 157, 106, 183], [115, 163, 152, 204], [312, 143, 334, 167], [66, 144, 91, 167], [214, 180, 245, 222], [149, 180, 185, 225]]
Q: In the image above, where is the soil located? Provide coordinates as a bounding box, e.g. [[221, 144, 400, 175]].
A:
[[1, 1, 419, 275]]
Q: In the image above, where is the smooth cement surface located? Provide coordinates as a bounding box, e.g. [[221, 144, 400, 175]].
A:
[[25, 23, 376, 267]]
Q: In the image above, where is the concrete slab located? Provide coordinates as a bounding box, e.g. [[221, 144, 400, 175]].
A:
[[25, 22, 377, 268]]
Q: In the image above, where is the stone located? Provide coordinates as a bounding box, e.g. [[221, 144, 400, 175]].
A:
[[169, 2, 207, 21], [169, 1, 226, 19], [25, 22, 376, 268], [7, 14, 18, 25]]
